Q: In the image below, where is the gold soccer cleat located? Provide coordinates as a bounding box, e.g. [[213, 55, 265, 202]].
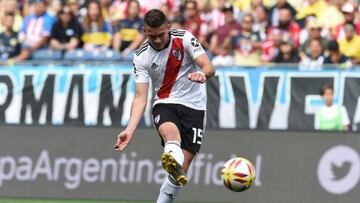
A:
[[161, 152, 188, 186]]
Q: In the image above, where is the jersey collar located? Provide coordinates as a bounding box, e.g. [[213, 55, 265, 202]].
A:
[[149, 32, 171, 52]]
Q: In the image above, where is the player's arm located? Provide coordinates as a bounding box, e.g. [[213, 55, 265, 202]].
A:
[[115, 83, 149, 151], [187, 54, 215, 83], [184, 31, 215, 83], [115, 53, 150, 151]]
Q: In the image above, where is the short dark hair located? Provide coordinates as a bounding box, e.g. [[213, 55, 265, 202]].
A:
[[328, 40, 339, 52], [309, 38, 322, 47], [144, 9, 167, 28], [222, 3, 233, 12], [320, 84, 333, 96]]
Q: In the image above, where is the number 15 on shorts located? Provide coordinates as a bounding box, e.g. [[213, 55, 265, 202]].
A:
[[192, 128, 203, 145]]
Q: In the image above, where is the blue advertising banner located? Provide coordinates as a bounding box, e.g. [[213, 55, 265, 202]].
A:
[[0, 65, 359, 130]]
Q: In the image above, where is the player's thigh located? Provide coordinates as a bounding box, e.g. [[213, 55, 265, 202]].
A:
[[158, 122, 181, 142], [152, 104, 182, 143], [177, 105, 206, 154]]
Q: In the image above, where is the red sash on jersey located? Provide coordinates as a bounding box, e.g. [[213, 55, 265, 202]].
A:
[[157, 38, 184, 99]]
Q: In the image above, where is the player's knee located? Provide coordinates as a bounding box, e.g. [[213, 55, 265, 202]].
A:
[[159, 122, 181, 142]]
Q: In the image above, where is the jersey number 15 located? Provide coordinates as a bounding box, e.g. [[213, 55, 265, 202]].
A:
[[192, 128, 203, 145]]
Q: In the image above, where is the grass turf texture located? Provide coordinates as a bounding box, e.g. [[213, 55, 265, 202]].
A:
[[0, 199, 204, 203], [0, 199, 150, 203]]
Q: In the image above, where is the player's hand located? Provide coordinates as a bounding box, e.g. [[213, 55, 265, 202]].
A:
[[187, 71, 206, 83], [114, 130, 134, 151]]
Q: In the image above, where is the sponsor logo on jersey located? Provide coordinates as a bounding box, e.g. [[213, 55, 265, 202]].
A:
[[172, 49, 182, 61], [191, 37, 200, 47], [151, 63, 159, 69]]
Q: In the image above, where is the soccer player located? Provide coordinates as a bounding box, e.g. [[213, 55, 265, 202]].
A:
[[114, 9, 215, 203]]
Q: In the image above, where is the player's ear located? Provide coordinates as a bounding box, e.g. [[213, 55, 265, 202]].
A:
[[167, 23, 171, 29], [142, 26, 146, 34]]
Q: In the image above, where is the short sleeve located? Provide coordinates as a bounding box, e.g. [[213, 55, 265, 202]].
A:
[[42, 15, 55, 37], [183, 31, 206, 60], [133, 54, 149, 83]]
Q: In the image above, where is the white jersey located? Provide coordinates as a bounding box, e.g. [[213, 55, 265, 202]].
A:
[[133, 29, 207, 110]]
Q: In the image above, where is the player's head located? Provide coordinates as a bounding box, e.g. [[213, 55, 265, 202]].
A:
[[144, 9, 170, 50], [320, 84, 334, 106]]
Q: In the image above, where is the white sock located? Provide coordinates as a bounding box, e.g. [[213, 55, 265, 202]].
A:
[[164, 141, 184, 166], [156, 176, 181, 203]]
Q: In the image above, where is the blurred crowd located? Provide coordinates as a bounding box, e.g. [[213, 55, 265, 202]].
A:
[[1, 0, 360, 68]]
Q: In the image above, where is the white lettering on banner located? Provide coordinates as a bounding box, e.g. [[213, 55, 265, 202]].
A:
[[218, 72, 236, 128], [100, 159, 117, 182], [0, 82, 9, 105], [1, 68, 360, 130], [0, 150, 262, 190], [32, 150, 52, 180], [318, 145, 360, 194], [0, 157, 16, 186], [83, 158, 100, 183], [16, 157, 32, 180], [255, 155, 262, 186], [64, 158, 82, 189]]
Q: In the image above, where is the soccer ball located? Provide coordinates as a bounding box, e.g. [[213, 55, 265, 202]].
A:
[[221, 157, 256, 192]]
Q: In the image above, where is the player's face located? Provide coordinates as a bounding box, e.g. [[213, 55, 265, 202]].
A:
[[144, 23, 170, 50]]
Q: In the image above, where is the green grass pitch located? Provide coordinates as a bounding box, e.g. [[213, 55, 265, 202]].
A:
[[0, 198, 204, 203], [0, 199, 150, 203]]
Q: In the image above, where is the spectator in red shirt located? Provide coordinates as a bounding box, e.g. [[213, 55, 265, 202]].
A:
[[333, 3, 360, 40], [183, 0, 208, 46], [267, 8, 301, 47], [209, 4, 241, 56], [261, 28, 283, 62], [199, 0, 225, 34]]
